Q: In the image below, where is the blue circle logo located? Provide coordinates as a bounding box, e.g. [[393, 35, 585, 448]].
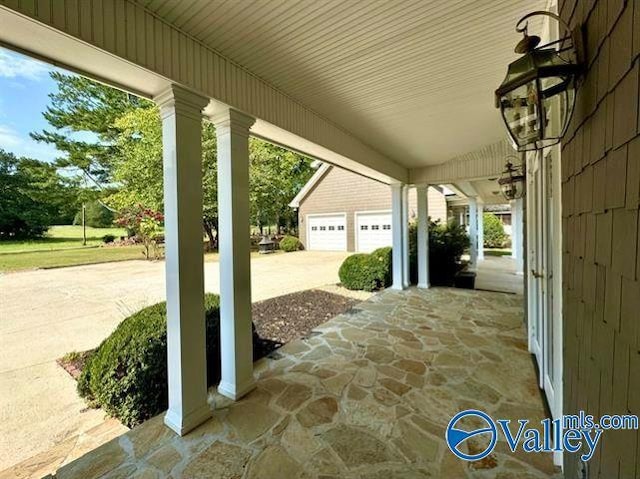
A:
[[446, 409, 497, 461]]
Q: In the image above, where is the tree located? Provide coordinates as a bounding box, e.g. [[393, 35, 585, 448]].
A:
[[249, 140, 314, 234], [31, 72, 152, 186], [73, 201, 115, 228], [483, 213, 507, 248], [0, 149, 76, 239]]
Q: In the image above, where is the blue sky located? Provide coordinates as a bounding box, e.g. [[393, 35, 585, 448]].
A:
[[0, 47, 63, 162]]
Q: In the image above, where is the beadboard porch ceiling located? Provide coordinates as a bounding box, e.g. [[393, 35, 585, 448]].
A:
[[136, 0, 546, 168]]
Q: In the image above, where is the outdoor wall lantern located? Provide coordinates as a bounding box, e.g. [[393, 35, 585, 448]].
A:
[[495, 11, 584, 151], [498, 156, 526, 200]]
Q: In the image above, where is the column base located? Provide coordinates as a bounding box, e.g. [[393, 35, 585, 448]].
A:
[[391, 283, 405, 291], [164, 403, 211, 436], [218, 377, 256, 400], [417, 283, 430, 289]]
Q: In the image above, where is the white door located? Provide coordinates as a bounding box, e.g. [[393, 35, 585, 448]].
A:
[[356, 212, 392, 252], [528, 152, 545, 386], [528, 148, 563, 425], [307, 214, 347, 251]]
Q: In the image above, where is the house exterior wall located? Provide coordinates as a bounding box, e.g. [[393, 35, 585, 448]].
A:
[[559, 0, 640, 476], [298, 167, 447, 251]]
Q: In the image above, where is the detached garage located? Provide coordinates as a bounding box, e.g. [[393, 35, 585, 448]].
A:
[[290, 164, 448, 253]]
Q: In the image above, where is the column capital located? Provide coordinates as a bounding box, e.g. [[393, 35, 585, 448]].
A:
[[154, 84, 209, 121], [208, 108, 255, 135]]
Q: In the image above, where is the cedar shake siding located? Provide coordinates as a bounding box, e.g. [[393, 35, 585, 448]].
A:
[[559, 0, 640, 476], [297, 166, 447, 252]]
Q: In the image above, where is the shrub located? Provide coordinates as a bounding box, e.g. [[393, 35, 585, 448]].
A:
[[369, 246, 392, 287], [279, 235, 302, 252], [483, 213, 507, 248], [77, 294, 264, 427], [102, 234, 116, 243], [409, 219, 469, 286], [339, 247, 392, 292], [74, 201, 114, 228]]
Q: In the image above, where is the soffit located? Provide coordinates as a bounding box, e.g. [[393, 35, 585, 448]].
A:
[[137, 0, 545, 167]]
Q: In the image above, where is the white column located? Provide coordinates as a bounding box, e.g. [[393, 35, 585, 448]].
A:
[[477, 201, 485, 262], [210, 108, 256, 400], [512, 198, 524, 274], [402, 185, 410, 288], [468, 198, 478, 266], [156, 85, 210, 435], [391, 184, 404, 290], [417, 185, 429, 289]]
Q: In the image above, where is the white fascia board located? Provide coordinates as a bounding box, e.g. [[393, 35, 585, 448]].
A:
[[288, 164, 331, 208]]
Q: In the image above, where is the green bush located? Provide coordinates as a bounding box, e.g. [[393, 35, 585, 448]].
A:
[[74, 201, 115, 228], [483, 213, 507, 248], [409, 219, 469, 286], [279, 235, 302, 252], [339, 247, 392, 292], [77, 294, 264, 427], [102, 234, 116, 243]]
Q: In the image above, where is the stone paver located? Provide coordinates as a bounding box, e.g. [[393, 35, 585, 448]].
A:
[[52, 287, 557, 478], [0, 251, 350, 473]]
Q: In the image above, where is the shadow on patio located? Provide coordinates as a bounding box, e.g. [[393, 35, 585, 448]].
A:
[[53, 288, 555, 479]]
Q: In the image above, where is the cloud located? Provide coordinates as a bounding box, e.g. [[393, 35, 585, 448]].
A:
[[0, 124, 59, 162], [0, 49, 50, 80]]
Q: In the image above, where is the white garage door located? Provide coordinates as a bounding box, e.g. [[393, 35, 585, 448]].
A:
[[356, 212, 392, 253], [307, 214, 347, 251]]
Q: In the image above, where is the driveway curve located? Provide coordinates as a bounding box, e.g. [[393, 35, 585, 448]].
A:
[[0, 251, 349, 471]]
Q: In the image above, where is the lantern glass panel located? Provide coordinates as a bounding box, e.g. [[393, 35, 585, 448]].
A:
[[539, 75, 575, 147], [501, 81, 540, 149]]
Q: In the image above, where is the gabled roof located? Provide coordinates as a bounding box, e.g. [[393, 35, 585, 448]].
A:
[[289, 163, 332, 208]]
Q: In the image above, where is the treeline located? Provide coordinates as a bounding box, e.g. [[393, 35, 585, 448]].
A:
[[3, 71, 315, 242]]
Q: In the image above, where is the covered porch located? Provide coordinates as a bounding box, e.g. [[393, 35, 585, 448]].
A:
[[52, 287, 555, 479]]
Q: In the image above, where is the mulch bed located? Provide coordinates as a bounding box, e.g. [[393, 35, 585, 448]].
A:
[[252, 289, 361, 344], [58, 288, 360, 377]]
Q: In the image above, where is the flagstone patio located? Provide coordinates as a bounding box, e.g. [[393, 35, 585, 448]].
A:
[[51, 287, 557, 479]]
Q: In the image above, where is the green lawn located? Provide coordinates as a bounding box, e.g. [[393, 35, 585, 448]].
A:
[[484, 248, 513, 257], [0, 245, 148, 272], [0, 225, 128, 253], [0, 225, 282, 272]]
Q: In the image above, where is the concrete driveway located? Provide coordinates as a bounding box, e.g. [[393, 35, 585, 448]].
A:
[[0, 251, 349, 472]]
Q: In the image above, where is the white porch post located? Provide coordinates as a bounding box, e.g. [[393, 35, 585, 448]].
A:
[[511, 198, 524, 274], [402, 185, 410, 288], [477, 201, 484, 262], [156, 85, 210, 435], [416, 185, 429, 289], [210, 108, 256, 400], [468, 198, 478, 266], [391, 184, 404, 290]]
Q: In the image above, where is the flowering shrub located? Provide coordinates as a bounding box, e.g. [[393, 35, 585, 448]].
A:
[[116, 205, 164, 259]]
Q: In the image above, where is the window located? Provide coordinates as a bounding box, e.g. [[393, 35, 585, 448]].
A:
[[337, 225, 344, 231], [361, 225, 368, 230], [311, 226, 318, 231], [328, 225, 335, 231], [383, 225, 391, 230], [371, 225, 380, 230], [320, 226, 326, 231]]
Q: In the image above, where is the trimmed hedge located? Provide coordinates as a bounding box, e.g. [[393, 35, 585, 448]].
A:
[[279, 235, 302, 252], [339, 246, 392, 291], [78, 294, 264, 427]]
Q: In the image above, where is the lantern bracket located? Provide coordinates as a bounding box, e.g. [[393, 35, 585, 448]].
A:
[[515, 10, 585, 68]]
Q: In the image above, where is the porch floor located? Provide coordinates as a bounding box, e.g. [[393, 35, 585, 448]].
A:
[[54, 287, 556, 479]]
